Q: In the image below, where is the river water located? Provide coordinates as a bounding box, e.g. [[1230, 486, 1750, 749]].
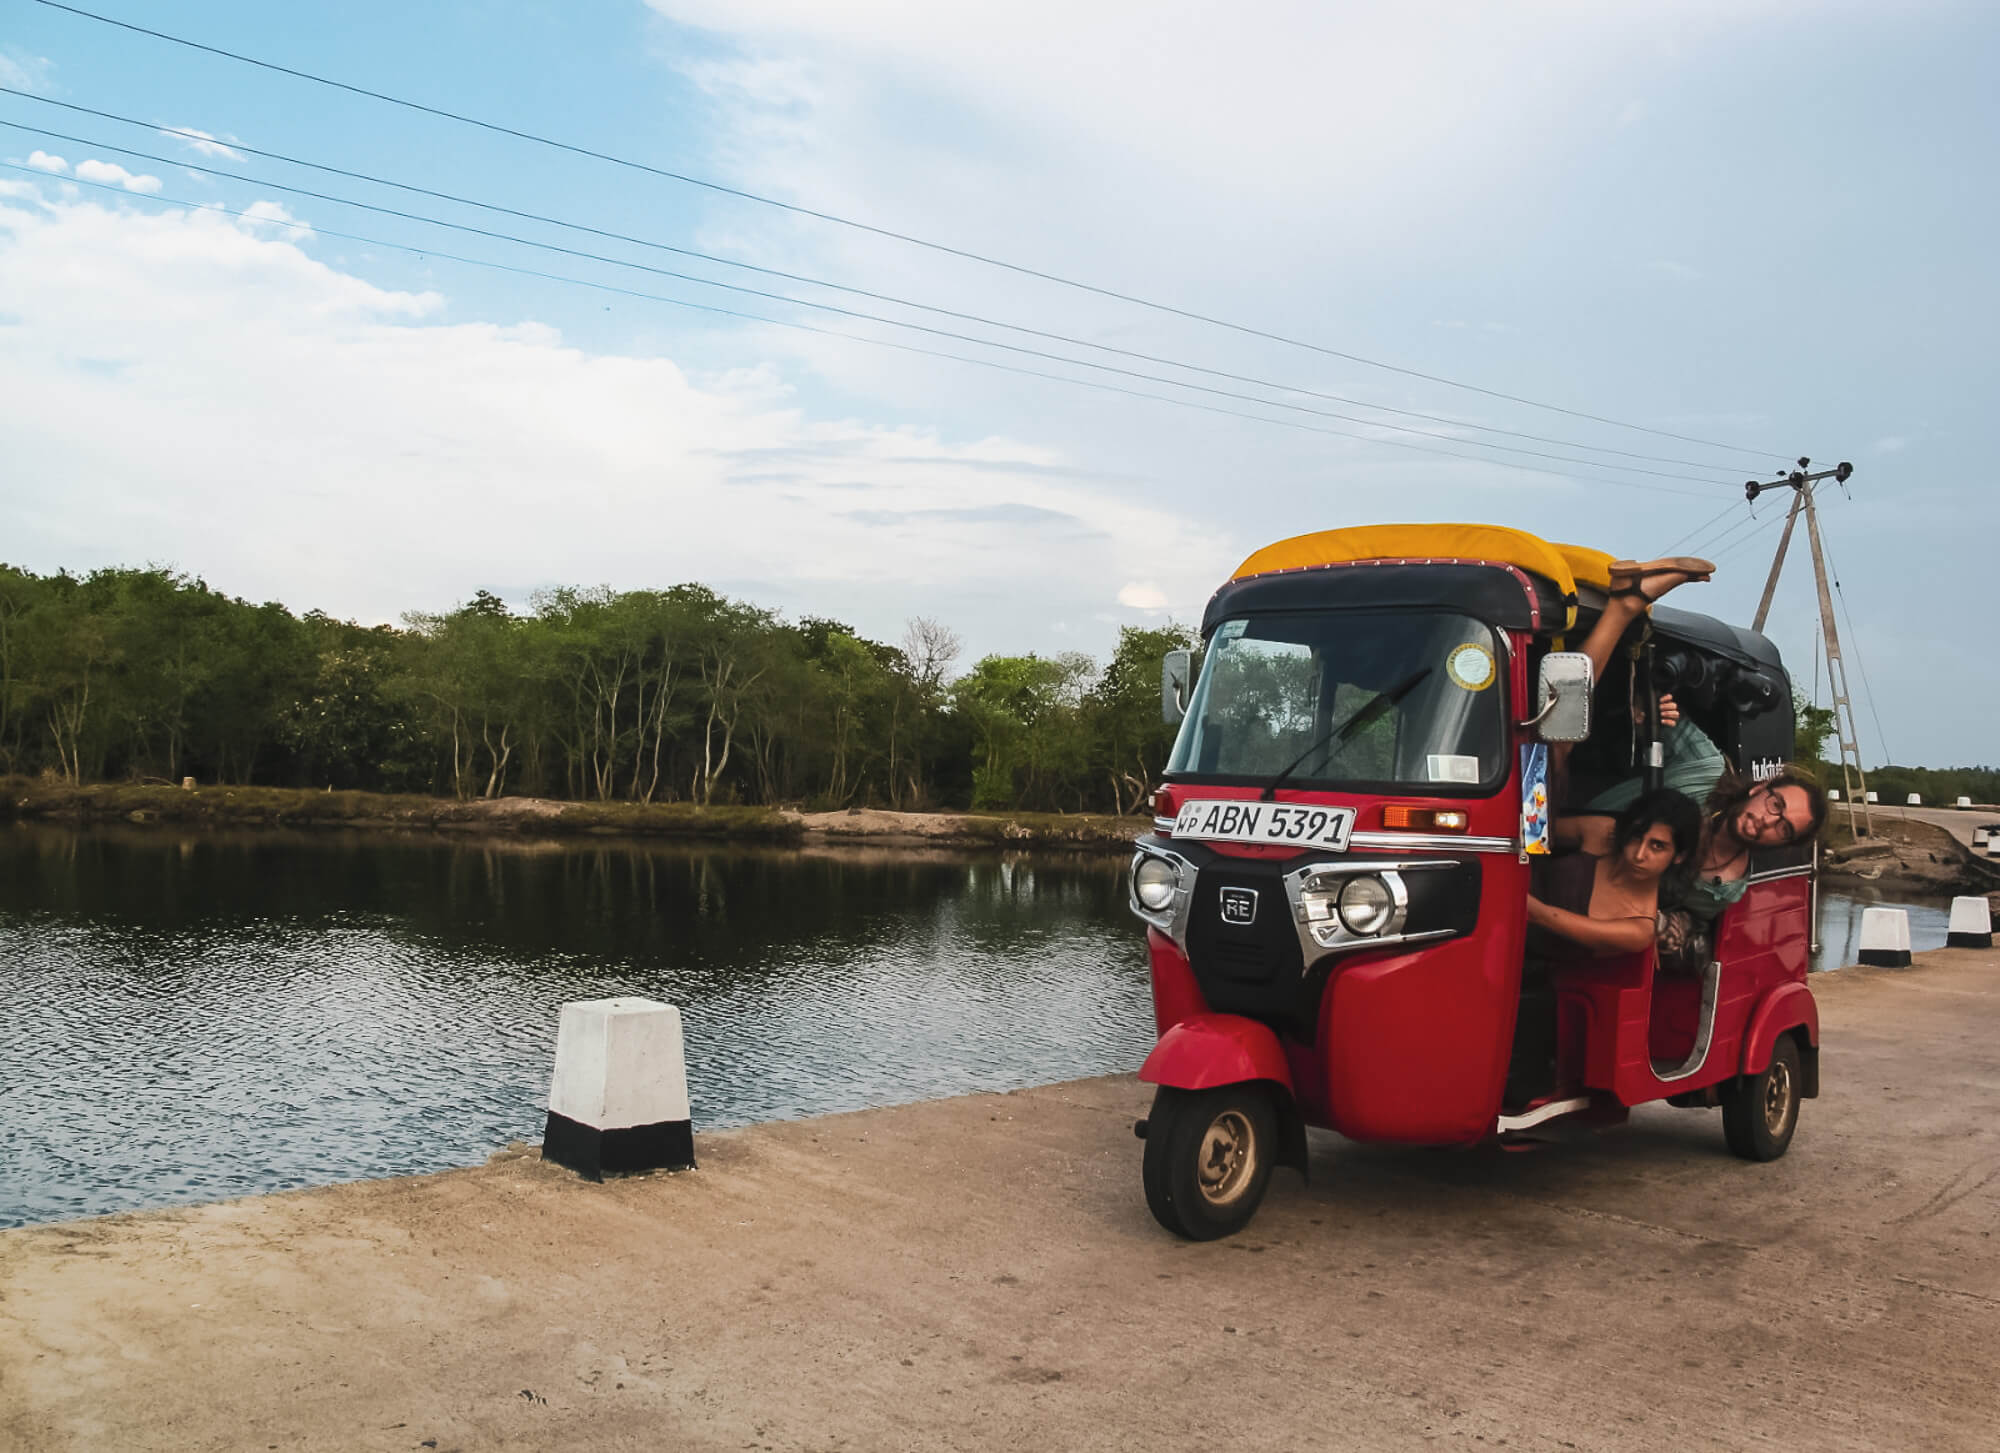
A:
[[0, 824, 1964, 1228]]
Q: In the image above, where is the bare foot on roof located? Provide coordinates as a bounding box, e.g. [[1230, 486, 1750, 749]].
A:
[[1608, 556, 1715, 602]]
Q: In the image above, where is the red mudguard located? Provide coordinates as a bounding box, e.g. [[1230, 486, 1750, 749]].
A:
[[1140, 1012, 1295, 1095], [1741, 982, 1819, 1079]]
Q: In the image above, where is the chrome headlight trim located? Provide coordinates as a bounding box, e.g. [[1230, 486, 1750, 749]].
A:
[[1128, 845, 1196, 949], [1282, 857, 1456, 967]]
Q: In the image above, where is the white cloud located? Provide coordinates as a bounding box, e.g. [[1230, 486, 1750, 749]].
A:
[[25, 151, 67, 175], [0, 50, 53, 93], [1116, 582, 1169, 611], [647, 0, 1784, 279], [161, 127, 244, 162], [72, 160, 164, 194], [240, 200, 311, 237], [0, 192, 1223, 650], [1872, 435, 1907, 453]]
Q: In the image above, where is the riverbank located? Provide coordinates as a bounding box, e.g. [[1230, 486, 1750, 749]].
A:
[[1821, 814, 1997, 894], [4, 946, 1996, 1451], [10, 777, 1992, 884], [0, 778, 1147, 852]]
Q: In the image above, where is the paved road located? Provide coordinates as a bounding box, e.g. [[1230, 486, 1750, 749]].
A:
[[1897, 804, 2000, 850], [5, 950, 1999, 1452], [1837, 801, 1999, 855]]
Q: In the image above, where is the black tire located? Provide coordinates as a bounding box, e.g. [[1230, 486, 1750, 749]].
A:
[[1141, 1084, 1277, 1241], [1722, 1034, 1802, 1161]]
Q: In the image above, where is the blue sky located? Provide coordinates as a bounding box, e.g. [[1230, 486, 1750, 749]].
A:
[[1, 1, 1995, 767]]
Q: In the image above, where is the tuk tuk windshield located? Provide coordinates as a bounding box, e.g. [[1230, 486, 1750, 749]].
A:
[[1166, 610, 1508, 791]]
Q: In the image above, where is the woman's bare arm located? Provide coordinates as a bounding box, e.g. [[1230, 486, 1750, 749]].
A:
[[1526, 894, 1655, 956]]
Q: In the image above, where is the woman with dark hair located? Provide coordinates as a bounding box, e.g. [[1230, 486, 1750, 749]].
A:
[[1526, 789, 1703, 959]]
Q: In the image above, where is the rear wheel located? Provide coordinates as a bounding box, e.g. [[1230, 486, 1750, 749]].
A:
[[1142, 1084, 1277, 1241], [1722, 1035, 1801, 1161]]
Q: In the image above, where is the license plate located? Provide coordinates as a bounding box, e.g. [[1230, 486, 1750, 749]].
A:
[[1171, 799, 1354, 851]]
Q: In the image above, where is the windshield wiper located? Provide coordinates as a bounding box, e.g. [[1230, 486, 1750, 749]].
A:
[[1258, 668, 1433, 802]]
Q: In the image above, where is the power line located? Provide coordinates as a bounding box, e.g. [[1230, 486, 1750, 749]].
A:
[[1818, 532, 1893, 767], [1705, 489, 1845, 577], [1660, 499, 1740, 555], [0, 160, 1725, 500], [0, 118, 1743, 490], [29, 0, 1795, 464], [0, 86, 1752, 482], [1682, 507, 1771, 562], [1708, 503, 1804, 568]]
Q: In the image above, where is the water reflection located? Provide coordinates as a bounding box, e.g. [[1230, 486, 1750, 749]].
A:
[[0, 825, 1150, 1228], [1813, 884, 1956, 970], [0, 824, 1959, 1228]]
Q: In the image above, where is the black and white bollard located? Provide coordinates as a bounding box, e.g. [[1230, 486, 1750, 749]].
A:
[[1865, 790, 1879, 804], [1907, 793, 1922, 806], [543, 997, 695, 1180], [1947, 897, 1994, 950], [1976, 828, 1990, 848], [1957, 796, 1973, 808], [1988, 838, 2000, 862], [1828, 789, 1842, 802], [1857, 907, 1912, 968]]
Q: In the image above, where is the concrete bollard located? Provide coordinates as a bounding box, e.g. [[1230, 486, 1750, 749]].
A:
[[1958, 796, 1973, 808], [1858, 907, 1912, 967], [1978, 828, 1991, 847], [543, 997, 695, 1180], [181, 777, 195, 790], [1907, 793, 1922, 806], [1828, 789, 1842, 801], [1947, 897, 1994, 950], [1989, 839, 2000, 861], [1865, 790, 1879, 804]]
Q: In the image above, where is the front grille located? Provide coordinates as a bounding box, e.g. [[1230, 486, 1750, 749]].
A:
[[1184, 857, 1308, 1024], [1207, 939, 1274, 985]]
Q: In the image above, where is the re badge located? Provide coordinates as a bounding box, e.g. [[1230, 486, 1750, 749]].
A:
[[1219, 887, 1258, 925]]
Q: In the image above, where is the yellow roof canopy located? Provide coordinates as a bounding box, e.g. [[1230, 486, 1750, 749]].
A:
[[1232, 524, 1617, 596]]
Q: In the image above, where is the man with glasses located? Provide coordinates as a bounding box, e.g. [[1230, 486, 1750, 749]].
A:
[[1650, 769, 1828, 974]]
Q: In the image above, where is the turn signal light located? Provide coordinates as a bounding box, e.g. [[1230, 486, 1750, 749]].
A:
[[1383, 807, 1469, 832]]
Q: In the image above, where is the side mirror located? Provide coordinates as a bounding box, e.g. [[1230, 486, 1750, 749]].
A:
[[1527, 652, 1593, 743], [1161, 649, 1192, 725]]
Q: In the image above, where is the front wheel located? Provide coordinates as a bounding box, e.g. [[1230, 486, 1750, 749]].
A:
[[1722, 1035, 1802, 1161], [1142, 1084, 1277, 1241]]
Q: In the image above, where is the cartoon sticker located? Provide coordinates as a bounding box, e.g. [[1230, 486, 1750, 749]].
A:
[[1446, 642, 1496, 692], [1520, 744, 1550, 855]]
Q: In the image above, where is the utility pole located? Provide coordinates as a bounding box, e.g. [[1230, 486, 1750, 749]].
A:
[[1745, 459, 1871, 838]]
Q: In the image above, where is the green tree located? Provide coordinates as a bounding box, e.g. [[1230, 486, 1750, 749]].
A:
[[1793, 694, 1836, 773], [1090, 623, 1198, 815]]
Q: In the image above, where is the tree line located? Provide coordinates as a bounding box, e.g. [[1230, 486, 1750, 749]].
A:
[[1790, 703, 1998, 805], [0, 565, 1194, 815]]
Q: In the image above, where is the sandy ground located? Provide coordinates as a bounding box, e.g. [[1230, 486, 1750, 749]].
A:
[[780, 805, 1142, 848], [4, 949, 1998, 1452]]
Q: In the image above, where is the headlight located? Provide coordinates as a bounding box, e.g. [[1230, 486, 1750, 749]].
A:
[[1337, 874, 1395, 936], [1133, 855, 1180, 911]]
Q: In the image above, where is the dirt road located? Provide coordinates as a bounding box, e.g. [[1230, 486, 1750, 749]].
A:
[[4, 950, 1997, 1452]]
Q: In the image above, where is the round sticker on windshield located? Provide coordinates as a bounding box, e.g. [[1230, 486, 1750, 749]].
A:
[[1447, 643, 1496, 691]]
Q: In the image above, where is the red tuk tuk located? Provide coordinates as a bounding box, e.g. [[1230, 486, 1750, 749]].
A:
[[1130, 525, 1818, 1240]]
